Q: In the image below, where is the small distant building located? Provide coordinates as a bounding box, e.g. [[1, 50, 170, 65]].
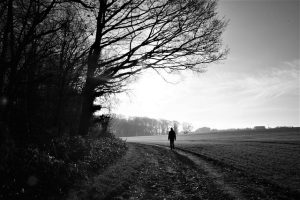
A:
[[254, 126, 266, 130]]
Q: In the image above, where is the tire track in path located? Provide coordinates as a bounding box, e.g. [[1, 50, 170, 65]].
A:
[[155, 144, 246, 200]]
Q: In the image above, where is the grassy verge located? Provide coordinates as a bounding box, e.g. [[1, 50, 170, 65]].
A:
[[0, 136, 127, 200], [67, 143, 146, 200]]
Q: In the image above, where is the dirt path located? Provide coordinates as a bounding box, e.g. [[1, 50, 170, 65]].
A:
[[73, 143, 298, 200], [113, 143, 233, 200], [156, 145, 246, 200]]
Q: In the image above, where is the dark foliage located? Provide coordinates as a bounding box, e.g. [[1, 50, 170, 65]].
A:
[[0, 0, 91, 145], [0, 135, 127, 200]]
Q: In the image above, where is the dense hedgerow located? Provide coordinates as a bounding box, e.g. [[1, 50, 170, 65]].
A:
[[0, 136, 127, 200]]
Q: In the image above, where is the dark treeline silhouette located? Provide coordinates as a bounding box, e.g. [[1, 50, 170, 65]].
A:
[[0, 1, 93, 145], [111, 116, 179, 137], [0, 0, 227, 143]]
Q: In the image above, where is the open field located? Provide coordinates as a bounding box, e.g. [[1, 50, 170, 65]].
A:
[[124, 129, 300, 194]]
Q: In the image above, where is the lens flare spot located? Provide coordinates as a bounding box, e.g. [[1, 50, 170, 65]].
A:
[[0, 96, 8, 106]]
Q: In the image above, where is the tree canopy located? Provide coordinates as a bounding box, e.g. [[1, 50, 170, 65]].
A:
[[78, 0, 228, 135]]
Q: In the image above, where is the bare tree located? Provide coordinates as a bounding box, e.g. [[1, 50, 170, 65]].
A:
[[173, 121, 179, 134], [78, 0, 228, 136], [182, 122, 193, 134]]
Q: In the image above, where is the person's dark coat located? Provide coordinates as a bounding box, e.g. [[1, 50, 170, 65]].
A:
[[168, 129, 176, 141]]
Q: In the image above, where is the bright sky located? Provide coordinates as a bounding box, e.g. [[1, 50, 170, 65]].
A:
[[112, 0, 300, 130]]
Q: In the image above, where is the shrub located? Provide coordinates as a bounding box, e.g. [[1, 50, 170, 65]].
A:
[[0, 136, 127, 200]]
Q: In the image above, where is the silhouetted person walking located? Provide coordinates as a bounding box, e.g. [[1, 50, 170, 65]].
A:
[[168, 128, 176, 150]]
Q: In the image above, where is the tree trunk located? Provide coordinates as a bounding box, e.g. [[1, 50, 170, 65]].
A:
[[78, 0, 106, 136], [78, 78, 95, 136]]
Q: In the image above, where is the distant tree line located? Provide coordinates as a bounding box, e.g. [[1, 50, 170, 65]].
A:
[[193, 126, 300, 134], [111, 116, 179, 137]]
